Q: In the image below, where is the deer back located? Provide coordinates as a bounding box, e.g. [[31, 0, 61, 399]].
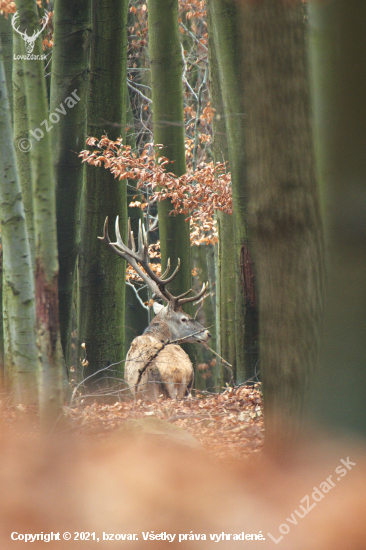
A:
[[125, 334, 193, 400]]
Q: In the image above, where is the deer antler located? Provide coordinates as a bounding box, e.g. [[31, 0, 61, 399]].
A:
[[98, 217, 207, 309]]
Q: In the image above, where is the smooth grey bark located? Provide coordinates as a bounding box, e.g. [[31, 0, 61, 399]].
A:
[[16, 0, 64, 427], [12, 33, 34, 266], [0, 50, 38, 405]]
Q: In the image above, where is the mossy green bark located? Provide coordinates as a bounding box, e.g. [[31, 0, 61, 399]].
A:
[[192, 244, 217, 390], [0, 51, 38, 405], [308, 0, 366, 436], [78, 0, 128, 390], [209, 0, 259, 383], [148, 0, 192, 302], [207, 2, 236, 385], [50, 0, 90, 369], [125, 89, 148, 352]]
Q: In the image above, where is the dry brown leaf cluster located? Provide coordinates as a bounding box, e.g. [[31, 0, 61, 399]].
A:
[[179, 0, 207, 30], [80, 136, 232, 244], [65, 384, 263, 460], [128, 2, 148, 51], [0, 0, 15, 15]]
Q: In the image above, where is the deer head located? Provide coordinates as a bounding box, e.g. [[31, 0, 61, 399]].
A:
[[99, 217, 211, 344], [12, 11, 49, 55]]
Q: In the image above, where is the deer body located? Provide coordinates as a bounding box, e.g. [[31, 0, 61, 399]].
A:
[[125, 304, 210, 399], [99, 217, 210, 400], [125, 336, 192, 400]]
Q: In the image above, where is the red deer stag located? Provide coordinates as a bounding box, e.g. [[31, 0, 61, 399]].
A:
[[99, 217, 211, 400]]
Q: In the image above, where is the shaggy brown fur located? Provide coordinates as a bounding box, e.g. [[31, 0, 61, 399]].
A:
[[125, 333, 193, 400]]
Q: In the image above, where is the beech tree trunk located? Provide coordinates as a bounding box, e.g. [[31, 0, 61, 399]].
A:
[[209, 0, 259, 383], [13, 33, 34, 266], [148, 0, 192, 301], [207, 2, 236, 384], [0, 46, 38, 405], [50, 0, 90, 369], [125, 90, 148, 353], [0, 13, 13, 124], [240, 0, 325, 439], [307, 0, 366, 436], [16, 0, 64, 427], [0, 13, 13, 382], [78, 0, 128, 391]]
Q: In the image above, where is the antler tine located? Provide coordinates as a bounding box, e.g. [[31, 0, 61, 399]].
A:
[[137, 218, 148, 258], [160, 258, 171, 279], [115, 216, 129, 253], [142, 220, 148, 249], [98, 217, 131, 263], [127, 218, 136, 252], [160, 258, 181, 284], [177, 282, 208, 307], [113, 216, 141, 263], [98, 216, 111, 246], [175, 287, 193, 300]]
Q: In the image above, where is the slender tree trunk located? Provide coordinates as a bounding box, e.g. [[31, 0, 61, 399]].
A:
[[207, 2, 236, 384], [205, 244, 217, 357], [0, 14, 13, 383], [0, 14, 13, 125], [50, 0, 90, 370], [125, 90, 148, 353], [192, 244, 217, 389], [13, 33, 34, 266], [0, 51, 38, 405], [16, 0, 64, 427], [78, 0, 128, 391], [307, 0, 366, 436], [240, 0, 324, 440], [209, 0, 259, 383], [148, 0, 192, 301]]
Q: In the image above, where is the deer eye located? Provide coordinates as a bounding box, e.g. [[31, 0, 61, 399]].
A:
[[181, 317, 188, 323]]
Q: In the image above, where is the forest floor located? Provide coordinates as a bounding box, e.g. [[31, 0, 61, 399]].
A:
[[0, 384, 264, 460]]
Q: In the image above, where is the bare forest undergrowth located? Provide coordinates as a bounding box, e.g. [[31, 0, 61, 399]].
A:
[[0, 385, 264, 460]]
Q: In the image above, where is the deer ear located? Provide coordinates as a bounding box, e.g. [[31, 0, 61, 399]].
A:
[[152, 302, 164, 315]]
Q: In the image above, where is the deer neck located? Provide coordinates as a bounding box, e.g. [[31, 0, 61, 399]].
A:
[[143, 316, 171, 343]]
